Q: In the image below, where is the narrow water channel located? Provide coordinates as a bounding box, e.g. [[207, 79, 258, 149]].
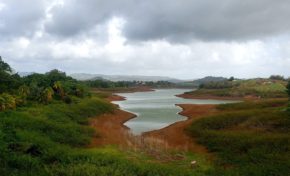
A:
[[113, 89, 238, 135]]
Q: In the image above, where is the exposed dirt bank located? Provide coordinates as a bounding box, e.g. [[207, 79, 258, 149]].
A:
[[176, 93, 243, 100], [142, 104, 217, 153], [89, 92, 220, 155], [89, 96, 136, 147]]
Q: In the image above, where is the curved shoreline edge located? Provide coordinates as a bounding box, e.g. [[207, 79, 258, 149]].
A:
[[90, 91, 222, 153]]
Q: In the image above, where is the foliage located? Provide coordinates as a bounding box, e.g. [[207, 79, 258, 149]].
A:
[[0, 57, 22, 93], [0, 98, 111, 174], [287, 81, 290, 98], [0, 57, 92, 109], [199, 81, 237, 89], [228, 76, 235, 81], [0, 97, 202, 176], [187, 79, 287, 98], [187, 99, 290, 176], [39, 87, 54, 104], [84, 79, 175, 89], [0, 93, 16, 111], [269, 75, 285, 81]]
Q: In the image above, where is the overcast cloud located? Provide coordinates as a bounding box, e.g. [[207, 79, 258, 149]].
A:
[[0, 0, 289, 79]]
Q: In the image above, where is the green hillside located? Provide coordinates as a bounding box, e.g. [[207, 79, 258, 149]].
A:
[[185, 78, 287, 98], [188, 99, 290, 175]]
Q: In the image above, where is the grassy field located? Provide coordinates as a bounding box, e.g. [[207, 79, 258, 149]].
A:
[[186, 79, 287, 98], [0, 95, 215, 176], [187, 99, 290, 176]]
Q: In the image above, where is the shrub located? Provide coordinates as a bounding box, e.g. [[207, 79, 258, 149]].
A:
[[0, 93, 16, 111], [63, 96, 72, 104]]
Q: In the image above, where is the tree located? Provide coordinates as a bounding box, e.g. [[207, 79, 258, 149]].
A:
[[228, 76, 235, 81], [53, 81, 65, 99], [0, 56, 12, 72], [18, 85, 30, 98], [0, 93, 16, 111], [46, 69, 72, 86], [0, 57, 22, 93], [269, 75, 285, 81], [16, 85, 30, 105], [39, 87, 54, 104]]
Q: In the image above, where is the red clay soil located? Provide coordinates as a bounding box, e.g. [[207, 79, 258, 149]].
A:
[[106, 94, 126, 102], [89, 93, 219, 154], [142, 104, 217, 153], [176, 93, 243, 100], [89, 107, 136, 147]]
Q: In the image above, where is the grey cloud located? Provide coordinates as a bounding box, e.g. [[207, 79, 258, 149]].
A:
[[43, 0, 290, 42], [0, 0, 46, 39], [45, 0, 126, 37], [123, 0, 290, 42]]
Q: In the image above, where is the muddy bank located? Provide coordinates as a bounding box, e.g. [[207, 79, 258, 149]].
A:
[[142, 104, 217, 153], [176, 93, 243, 100], [90, 92, 220, 154], [89, 97, 136, 147]]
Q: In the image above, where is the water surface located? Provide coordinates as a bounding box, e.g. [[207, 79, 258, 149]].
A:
[[113, 89, 238, 135]]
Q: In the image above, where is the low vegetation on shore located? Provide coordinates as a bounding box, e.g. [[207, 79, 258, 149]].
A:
[[184, 77, 288, 99], [187, 99, 290, 175]]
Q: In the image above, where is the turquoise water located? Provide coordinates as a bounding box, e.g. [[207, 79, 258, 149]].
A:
[[113, 89, 238, 135]]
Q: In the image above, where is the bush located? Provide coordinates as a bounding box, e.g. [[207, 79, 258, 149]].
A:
[[269, 75, 285, 81], [63, 96, 72, 104], [0, 93, 16, 111]]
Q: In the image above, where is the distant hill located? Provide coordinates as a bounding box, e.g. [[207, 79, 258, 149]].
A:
[[18, 72, 34, 77], [192, 76, 227, 86], [70, 73, 183, 83]]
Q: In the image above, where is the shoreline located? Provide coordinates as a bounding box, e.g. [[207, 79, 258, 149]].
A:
[[176, 93, 243, 100], [90, 89, 231, 153], [89, 94, 137, 147], [142, 104, 218, 153]]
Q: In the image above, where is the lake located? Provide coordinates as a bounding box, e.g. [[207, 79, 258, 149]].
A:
[[113, 89, 238, 135]]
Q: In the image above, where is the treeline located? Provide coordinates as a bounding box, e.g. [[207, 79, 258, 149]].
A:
[[82, 79, 175, 88], [0, 56, 175, 111], [199, 80, 238, 89], [0, 57, 87, 111]]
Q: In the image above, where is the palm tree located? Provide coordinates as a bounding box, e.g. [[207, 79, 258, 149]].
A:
[[0, 93, 16, 111], [53, 81, 65, 99], [39, 87, 54, 104], [18, 85, 30, 98]]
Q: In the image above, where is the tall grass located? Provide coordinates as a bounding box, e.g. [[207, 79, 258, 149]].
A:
[[187, 99, 290, 176]]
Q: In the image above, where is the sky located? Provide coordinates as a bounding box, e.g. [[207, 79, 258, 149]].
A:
[[0, 0, 290, 79]]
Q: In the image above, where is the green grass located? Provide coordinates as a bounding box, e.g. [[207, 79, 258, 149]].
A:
[[187, 79, 287, 98], [187, 99, 290, 176], [0, 96, 214, 176]]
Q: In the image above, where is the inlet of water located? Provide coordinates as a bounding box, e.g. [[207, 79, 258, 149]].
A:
[[113, 89, 238, 135]]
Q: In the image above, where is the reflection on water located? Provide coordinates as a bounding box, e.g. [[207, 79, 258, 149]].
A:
[[113, 89, 238, 135]]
